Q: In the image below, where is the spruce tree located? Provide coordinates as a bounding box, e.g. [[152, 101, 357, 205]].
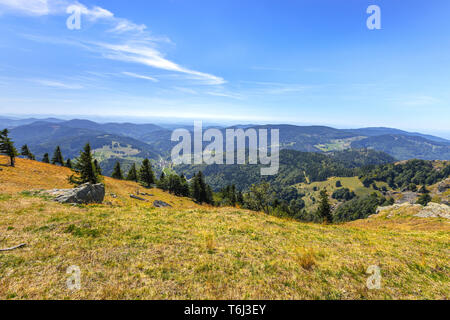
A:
[[236, 191, 244, 206], [190, 173, 201, 202], [42, 153, 50, 163], [69, 143, 100, 185], [416, 193, 432, 206], [65, 158, 72, 169], [126, 163, 138, 181], [138, 159, 155, 188], [93, 159, 102, 175], [317, 190, 333, 223], [205, 185, 214, 205], [0, 129, 18, 167], [157, 171, 168, 190], [180, 174, 190, 197], [190, 171, 210, 204], [21, 144, 35, 160], [51, 146, 64, 165], [112, 161, 123, 180]]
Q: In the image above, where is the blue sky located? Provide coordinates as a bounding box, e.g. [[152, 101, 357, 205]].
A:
[[0, 0, 449, 137]]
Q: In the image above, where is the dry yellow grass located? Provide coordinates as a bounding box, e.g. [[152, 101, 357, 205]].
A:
[[0, 156, 449, 300]]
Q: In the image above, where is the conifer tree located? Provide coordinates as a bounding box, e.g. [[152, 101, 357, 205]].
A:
[[157, 171, 168, 190], [20, 144, 35, 160], [416, 193, 432, 206], [65, 158, 72, 169], [236, 190, 244, 206], [51, 146, 64, 165], [93, 159, 102, 175], [126, 163, 138, 181], [190, 173, 201, 202], [42, 153, 50, 163], [179, 174, 190, 197], [69, 143, 100, 185], [190, 171, 211, 204], [205, 185, 214, 205], [138, 158, 155, 188], [0, 129, 18, 167], [317, 190, 333, 223], [112, 161, 123, 180]]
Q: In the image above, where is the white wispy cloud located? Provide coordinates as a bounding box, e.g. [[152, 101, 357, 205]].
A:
[[31, 79, 83, 89], [95, 42, 225, 85], [205, 91, 242, 100], [11, 0, 224, 86], [109, 19, 146, 33], [122, 71, 158, 82], [0, 0, 50, 15]]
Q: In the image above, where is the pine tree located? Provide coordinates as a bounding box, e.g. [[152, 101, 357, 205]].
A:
[[205, 185, 214, 205], [190, 171, 211, 204], [179, 174, 190, 197], [20, 144, 35, 160], [317, 190, 333, 223], [138, 159, 155, 188], [157, 171, 168, 190], [418, 185, 430, 194], [190, 173, 202, 203], [126, 163, 138, 181], [112, 161, 123, 180], [42, 153, 50, 163], [0, 129, 18, 167], [93, 159, 102, 175], [236, 191, 244, 206], [65, 158, 72, 169], [231, 184, 237, 206], [416, 193, 432, 206], [51, 146, 64, 165], [69, 143, 100, 185]]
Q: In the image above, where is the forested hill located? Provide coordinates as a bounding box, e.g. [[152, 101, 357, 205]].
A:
[[5, 118, 450, 163], [350, 134, 450, 160], [175, 149, 396, 191]]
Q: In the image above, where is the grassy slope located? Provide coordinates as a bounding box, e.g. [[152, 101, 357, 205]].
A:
[[0, 156, 448, 300], [294, 176, 390, 208]]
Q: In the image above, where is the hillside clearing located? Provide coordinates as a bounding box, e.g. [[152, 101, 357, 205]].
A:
[[0, 157, 448, 300]]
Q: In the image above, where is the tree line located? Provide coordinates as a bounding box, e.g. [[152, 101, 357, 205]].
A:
[[0, 132, 215, 205]]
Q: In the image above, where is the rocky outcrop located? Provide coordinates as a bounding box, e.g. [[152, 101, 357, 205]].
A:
[[395, 191, 417, 204], [46, 183, 105, 204], [153, 200, 172, 208], [376, 202, 450, 219], [414, 202, 450, 219], [437, 182, 450, 193]]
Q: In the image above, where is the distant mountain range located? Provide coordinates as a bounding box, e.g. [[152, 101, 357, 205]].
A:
[[2, 117, 450, 176]]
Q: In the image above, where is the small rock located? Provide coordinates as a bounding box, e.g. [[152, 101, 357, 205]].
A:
[[437, 182, 450, 193], [153, 200, 172, 208], [130, 194, 148, 202], [139, 192, 154, 196]]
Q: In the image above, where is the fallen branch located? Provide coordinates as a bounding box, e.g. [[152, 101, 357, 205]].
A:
[[0, 243, 26, 252]]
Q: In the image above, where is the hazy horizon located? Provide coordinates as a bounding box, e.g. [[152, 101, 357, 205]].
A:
[[2, 112, 450, 140]]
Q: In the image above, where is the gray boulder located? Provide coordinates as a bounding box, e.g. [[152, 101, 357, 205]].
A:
[[437, 182, 450, 193], [153, 200, 172, 208], [52, 183, 105, 204]]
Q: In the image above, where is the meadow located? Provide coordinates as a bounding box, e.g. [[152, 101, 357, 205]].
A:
[[0, 156, 448, 299]]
